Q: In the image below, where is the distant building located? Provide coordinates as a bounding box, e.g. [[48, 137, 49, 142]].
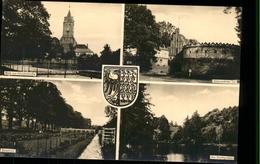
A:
[[124, 48, 138, 65], [60, 9, 77, 53], [150, 48, 170, 75], [179, 42, 241, 77], [181, 43, 239, 60], [169, 28, 199, 60], [74, 44, 94, 57], [169, 28, 188, 60]]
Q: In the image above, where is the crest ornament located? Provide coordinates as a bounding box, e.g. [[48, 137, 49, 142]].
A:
[[102, 65, 139, 108]]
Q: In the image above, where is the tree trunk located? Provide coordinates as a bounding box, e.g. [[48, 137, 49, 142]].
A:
[[8, 116, 13, 130], [0, 111, 2, 130], [26, 117, 30, 128], [18, 111, 23, 128], [43, 123, 47, 131], [34, 119, 37, 131], [18, 118, 22, 128]]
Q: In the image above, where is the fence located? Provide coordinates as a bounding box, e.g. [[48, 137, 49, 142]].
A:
[[1, 59, 102, 78], [101, 128, 115, 146], [2, 59, 78, 76], [0, 131, 95, 157]]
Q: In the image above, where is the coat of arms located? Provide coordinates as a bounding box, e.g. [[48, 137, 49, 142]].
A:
[[102, 65, 139, 108]]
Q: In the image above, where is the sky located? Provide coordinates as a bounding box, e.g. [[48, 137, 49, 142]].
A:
[[42, 2, 123, 55], [147, 5, 239, 44], [50, 80, 109, 126], [147, 83, 240, 125]]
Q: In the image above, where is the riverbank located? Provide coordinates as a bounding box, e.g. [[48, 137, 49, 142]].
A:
[[78, 134, 103, 159], [53, 137, 94, 159], [0, 131, 95, 159]]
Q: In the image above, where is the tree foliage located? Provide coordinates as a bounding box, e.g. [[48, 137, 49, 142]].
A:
[[100, 44, 120, 65], [104, 84, 155, 158], [0, 79, 91, 130], [152, 115, 170, 141], [124, 4, 160, 72], [224, 7, 242, 44], [157, 21, 175, 47], [77, 53, 100, 71], [1, 0, 52, 59], [170, 106, 239, 145]]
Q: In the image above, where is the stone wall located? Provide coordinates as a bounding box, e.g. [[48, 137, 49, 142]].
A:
[[176, 43, 240, 79], [182, 43, 240, 60]]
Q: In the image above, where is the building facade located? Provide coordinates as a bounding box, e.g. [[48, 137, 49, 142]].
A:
[[179, 43, 241, 78], [74, 44, 94, 57], [150, 48, 170, 75], [169, 28, 199, 60], [169, 28, 188, 60], [60, 10, 77, 53]]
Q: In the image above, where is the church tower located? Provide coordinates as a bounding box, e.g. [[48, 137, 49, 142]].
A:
[[60, 8, 77, 53]]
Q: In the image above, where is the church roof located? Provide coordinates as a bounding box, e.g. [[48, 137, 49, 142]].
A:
[[75, 44, 94, 54], [67, 10, 71, 17], [76, 44, 88, 49]]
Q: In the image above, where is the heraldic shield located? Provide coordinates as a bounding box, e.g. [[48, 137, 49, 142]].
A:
[[102, 65, 139, 108]]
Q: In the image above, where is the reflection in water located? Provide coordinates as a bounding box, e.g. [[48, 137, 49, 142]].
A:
[[166, 153, 185, 162], [152, 144, 237, 163]]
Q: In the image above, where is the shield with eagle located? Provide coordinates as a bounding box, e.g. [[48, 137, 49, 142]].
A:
[[102, 65, 139, 108]]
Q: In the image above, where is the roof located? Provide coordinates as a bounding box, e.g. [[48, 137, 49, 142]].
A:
[[67, 10, 71, 17], [76, 44, 88, 49], [75, 44, 94, 54]]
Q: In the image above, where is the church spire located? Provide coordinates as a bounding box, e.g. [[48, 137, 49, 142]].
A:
[[67, 4, 71, 17]]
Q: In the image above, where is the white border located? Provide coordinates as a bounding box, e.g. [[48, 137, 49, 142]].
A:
[[0, 75, 101, 83], [119, 4, 125, 66]]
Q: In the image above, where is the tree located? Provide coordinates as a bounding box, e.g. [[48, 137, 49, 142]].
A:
[[49, 37, 64, 59], [0, 79, 92, 130], [157, 21, 176, 47], [77, 53, 101, 71], [224, 7, 242, 44], [153, 115, 170, 141], [1, 0, 52, 60], [100, 44, 120, 65], [104, 84, 155, 159], [124, 4, 160, 72], [182, 111, 204, 145]]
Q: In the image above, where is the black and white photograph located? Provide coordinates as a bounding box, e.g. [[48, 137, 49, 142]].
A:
[[1, 1, 123, 79], [0, 78, 117, 160], [0, 1, 248, 163], [118, 83, 239, 163], [123, 4, 241, 83]]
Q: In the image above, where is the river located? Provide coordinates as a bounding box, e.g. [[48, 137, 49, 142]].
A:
[[152, 144, 237, 163]]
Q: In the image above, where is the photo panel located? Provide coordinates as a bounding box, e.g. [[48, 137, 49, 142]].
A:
[[1, 1, 124, 80], [0, 78, 117, 160], [118, 83, 239, 163], [123, 4, 241, 84], [0, 1, 243, 164]]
